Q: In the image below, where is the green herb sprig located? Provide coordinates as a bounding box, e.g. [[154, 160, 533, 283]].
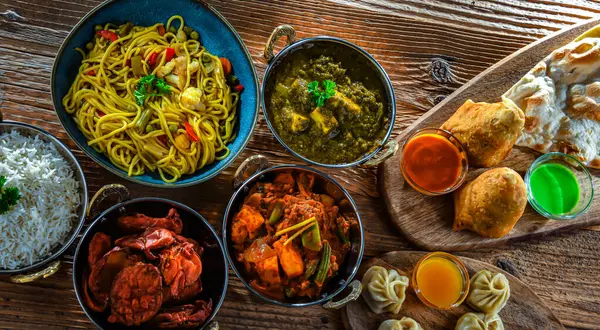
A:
[[0, 176, 20, 215], [308, 80, 336, 107], [134, 74, 172, 105]]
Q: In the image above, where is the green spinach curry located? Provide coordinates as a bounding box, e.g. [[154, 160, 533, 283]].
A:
[[268, 54, 389, 164]]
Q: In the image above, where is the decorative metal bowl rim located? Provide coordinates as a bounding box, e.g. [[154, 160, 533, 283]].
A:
[[50, 0, 260, 188], [260, 36, 397, 168], [222, 164, 365, 307]]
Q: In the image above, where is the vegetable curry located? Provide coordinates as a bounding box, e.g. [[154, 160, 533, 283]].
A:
[[230, 171, 357, 300], [267, 49, 390, 164]]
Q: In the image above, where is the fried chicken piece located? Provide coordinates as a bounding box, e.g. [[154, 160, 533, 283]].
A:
[[162, 277, 203, 306], [159, 242, 203, 298], [88, 232, 111, 268], [151, 299, 213, 328], [82, 270, 108, 312], [453, 167, 527, 238], [115, 227, 177, 259], [118, 208, 183, 234], [88, 247, 143, 307], [441, 98, 525, 167], [108, 263, 163, 326]]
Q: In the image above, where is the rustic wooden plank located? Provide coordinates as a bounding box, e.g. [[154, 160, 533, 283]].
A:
[[1, 0, 600, 329]]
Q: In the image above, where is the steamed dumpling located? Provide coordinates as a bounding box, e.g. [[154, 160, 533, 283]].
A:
[[361, 265, 409, 314], [379, 317, 423, 330], [467, 270, 510, 316], [455, 313, 504, 330]]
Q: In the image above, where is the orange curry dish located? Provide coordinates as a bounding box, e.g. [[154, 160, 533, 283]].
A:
[[230, 171, 357, 300]]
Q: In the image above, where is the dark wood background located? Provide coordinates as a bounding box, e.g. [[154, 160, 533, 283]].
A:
[[1, 0, 599, 329]]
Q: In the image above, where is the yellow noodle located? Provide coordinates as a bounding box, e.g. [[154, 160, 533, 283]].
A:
[[62, 16, 239, 182]]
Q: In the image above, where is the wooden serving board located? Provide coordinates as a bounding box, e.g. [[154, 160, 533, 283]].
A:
[[342, 252, 564, 330], [379, 17, 600, 251]]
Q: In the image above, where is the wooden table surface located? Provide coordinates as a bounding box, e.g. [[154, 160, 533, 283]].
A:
[[1, 0, 600, 329]]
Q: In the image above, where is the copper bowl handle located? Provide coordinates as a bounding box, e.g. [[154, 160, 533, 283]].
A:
[[264, 25, 297, 62], [10, 260, 61, 284], [87, 184, 131, 220], [232, 155, 270, 190], [322, 280, 362, 309], [359, 139, 399, 168]]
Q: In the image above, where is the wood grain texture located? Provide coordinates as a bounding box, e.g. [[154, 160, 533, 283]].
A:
[[1, 0, 600, 329], [379, 17, 600, 252], [343, 252, 563, 330]]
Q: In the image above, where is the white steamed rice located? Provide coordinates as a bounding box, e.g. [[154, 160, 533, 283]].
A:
[[0, 130, 81, 270]]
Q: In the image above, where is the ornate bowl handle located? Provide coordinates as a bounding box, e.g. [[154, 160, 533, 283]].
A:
[[206, 321, 219, 330], [322, 280, 362, 309], [233, 155, 270, 190], [10, 260, 61, 284], [264, 25, 297, 62], [0, 109, 3, 122], [87, 184, 132, 220], [360, 140, 399, 168]]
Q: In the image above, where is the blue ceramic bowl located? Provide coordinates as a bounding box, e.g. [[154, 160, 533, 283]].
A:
[[51, 0, 259, 187]]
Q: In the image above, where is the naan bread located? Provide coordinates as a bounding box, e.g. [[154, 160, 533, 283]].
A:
[[503, 36, 600, 168]]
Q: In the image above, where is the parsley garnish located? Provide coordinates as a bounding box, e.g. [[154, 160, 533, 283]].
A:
[[0, 176, 20, 215], [308, 80, 337, 107], [134, 74, 172, 105]]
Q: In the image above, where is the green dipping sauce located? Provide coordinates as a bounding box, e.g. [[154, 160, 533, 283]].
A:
[[529, 163, 580, 214]]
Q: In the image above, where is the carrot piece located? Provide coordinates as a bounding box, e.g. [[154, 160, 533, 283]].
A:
[[157, 25, 166, 36], [219, 58, 232, 76]]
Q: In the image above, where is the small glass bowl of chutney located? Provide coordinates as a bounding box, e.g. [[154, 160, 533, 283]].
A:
[[400, 128, 469, 196], [525, 152, 594, 220], [411, 252, 470, 310]]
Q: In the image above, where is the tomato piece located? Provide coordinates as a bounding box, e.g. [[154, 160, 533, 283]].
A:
[[184, 122, 200, 142], [147, 52, 158, 66], [96, 30, 118, 42], [219, 58, 232, 76], [165, 48, 175, 62], [233, 84, 244, 93]]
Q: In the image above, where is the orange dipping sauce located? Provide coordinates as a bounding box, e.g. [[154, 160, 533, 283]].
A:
[[402, 133, 462, 192], [414, 256, 465, 309]]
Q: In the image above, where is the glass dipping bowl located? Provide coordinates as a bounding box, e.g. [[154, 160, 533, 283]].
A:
[[525, 152, 594, 220], [399, 128, 469, 196], [411, 252, 470, 310]]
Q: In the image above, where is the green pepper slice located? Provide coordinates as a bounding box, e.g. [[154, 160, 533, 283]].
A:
[[314, 242, 331, 286], [301, 222, 322, 251], [268, 200, 285, 225]]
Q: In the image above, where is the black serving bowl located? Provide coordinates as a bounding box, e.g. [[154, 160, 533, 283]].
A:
[[0, 110, 88, 282], [222, 155, 365, 308], [72, 185, 227, 330], [261, 25, 398, 168]]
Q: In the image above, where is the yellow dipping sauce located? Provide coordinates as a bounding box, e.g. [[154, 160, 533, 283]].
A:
[[416, 256, 464, 308]]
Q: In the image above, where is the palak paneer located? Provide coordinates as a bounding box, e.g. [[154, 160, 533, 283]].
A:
[[268, 54, 389, 164]]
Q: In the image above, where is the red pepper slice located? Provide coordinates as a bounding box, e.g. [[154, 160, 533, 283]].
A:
[[233, 84, 245, 93], [88, 69, 96, 76], [96, 30, 118, 43], [165, 48, 176, 62], [158, 135, 168, 146], [184, 122, 200, 142], [148, 52, 158, 66], [97, 111, 105, 118]]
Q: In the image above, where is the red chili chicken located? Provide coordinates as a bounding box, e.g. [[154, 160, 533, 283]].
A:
[[82, 208, 212, 328], [231, 171, 356, 299]]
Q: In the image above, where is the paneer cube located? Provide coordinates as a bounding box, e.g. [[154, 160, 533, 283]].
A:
[[274, 240, 305, 279], [329, 91, 361, 115], [310, 107, 339, 137], [235, 205, 264, 238], [255, 255, 281, 285]]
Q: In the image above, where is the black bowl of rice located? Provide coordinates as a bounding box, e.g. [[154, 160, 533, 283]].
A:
[[0, 111, 88, 278]]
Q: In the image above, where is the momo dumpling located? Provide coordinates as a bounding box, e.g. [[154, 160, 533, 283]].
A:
[[455, 313, 504, 330], [468, 270, 510, 315], [378, 317, 423, 330], [361, 265, 409, 314]]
